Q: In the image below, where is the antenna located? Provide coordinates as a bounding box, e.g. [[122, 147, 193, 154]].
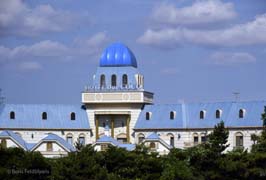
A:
[[0, 88, 5, 104], [233, 92, 240, 102]]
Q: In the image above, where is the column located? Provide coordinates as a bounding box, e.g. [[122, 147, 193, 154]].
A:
[[95, 116, 99, 141], [111, 116, 114, 138], [126, 115, 130, 143]]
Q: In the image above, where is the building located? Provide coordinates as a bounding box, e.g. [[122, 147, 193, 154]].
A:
[[0, 42, 266, 157]]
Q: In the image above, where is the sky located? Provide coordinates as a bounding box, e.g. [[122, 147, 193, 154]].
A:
[[1, 0, 266, 104]]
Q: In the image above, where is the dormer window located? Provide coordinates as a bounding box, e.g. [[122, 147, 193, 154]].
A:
[[239, 109, 245, 118], [170, 111, 176, 120], [70, 112, 75, 120], [146, 112, 152, 120], [42, 112, 47, 120], [216, 109, 222, 119], [122, 74, 128, 87], [111, 74, 117, 87], [100, 74, 106, 88], [200, 110, 206, 119], [10, 111, 15, 119]]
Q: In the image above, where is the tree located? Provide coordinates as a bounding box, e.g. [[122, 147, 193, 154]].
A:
[[207, 121, 229, 156], [74, 138, 84, 152], [252, 106, 266, 153]]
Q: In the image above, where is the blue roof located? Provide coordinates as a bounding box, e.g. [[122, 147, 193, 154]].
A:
[[41, 133, 76, 151], [96, 135, 135, 151], [118, 144, 136, 151], [0, 130, 75, 152], [0, 130, 30, 150], [135, 104, 184, 129], [135, 101, 266, 129], [96, 135, 119, 146], [0, 104, 90, 130], [99, 42, 137, 68], [146, 132, 160, 140]]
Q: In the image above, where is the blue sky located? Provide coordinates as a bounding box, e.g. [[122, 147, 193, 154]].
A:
[[1, 0, 266, 104]]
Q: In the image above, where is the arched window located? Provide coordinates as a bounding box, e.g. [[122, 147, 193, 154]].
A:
[[138, 133, 145, 143], [201, 133, 207, 143], [10, 111, 15, 119], [46, 142, 53, 151], [122, 74, 128, 87], [1, 139, 7, 148], [100, 74, 106, 88], [42, 112, 47, 120], [146, 112, 151, 120], [216, 109, 222, 119], [235, 132, 243, 147], [193, 133, 199, 145], [170, 111, 176, 120], [70, 112, 75, 120], [111, 74, 116, 87], [66, 133, 73, 145], [150, 142, 156, 149], [239, 109, 245, 118], [167, 133, 174, 147], [79, 134, 85, 145], [15, 132, 22, 137], [200, 110, 205, 119]]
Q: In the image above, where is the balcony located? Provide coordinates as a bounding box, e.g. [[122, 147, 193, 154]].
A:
[[82, 86, 153, 104]]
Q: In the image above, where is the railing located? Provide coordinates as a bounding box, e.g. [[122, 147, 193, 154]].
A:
[[84, 85, 144, 92]]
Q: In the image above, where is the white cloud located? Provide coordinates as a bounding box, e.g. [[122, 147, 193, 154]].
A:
[[0, 0, 80, 36], [210, 52, 256, 65], [152, 0, 236, 26], [161, 67, 179, 75], [0, 32, 109, 70], [74, 32, 109, 56], [19, 62, 42, 71], [138, 14, 266, 48]]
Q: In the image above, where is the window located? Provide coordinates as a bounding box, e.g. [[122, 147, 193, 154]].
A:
[[193, 133, 199, 145], [15, 132, 22, 137], [170, 137, 174, 147], [146, 112, 151, 120], [236, 132, 243, 147], [122, 74, 128, 87], [200, 110, 205, 119], [100, 74, 106, 88], [239, 109, 245, 118], [70, 112, 76, 120], [111, 74, 117, 87], [150, 142, 156, 149], [201, 134, 207, 143], [66, 134, 73, 145], [216, 109, 222, 119], [47, 142, 53, 151], [79, 134, 85, 145], [117, 133, 127, 143], [10, 111, 15, 119], [138, 134, 145, 143], [170, 111, 176, 120], [42, 112, 47, 120], [1, 139, 7, 148], [101, 144, 108, 151]]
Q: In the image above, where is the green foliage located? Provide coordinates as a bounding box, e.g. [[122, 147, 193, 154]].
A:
[[206, 121, 229, 157], [0, 147, 51, 180], [252, 107, 266, 153], [2, 121, 266, 179]]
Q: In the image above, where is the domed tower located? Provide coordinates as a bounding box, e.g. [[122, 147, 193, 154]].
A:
[[82, 43, 153, 144]]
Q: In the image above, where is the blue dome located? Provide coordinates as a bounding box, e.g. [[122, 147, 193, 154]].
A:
[[99, 42, 137, 68]]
